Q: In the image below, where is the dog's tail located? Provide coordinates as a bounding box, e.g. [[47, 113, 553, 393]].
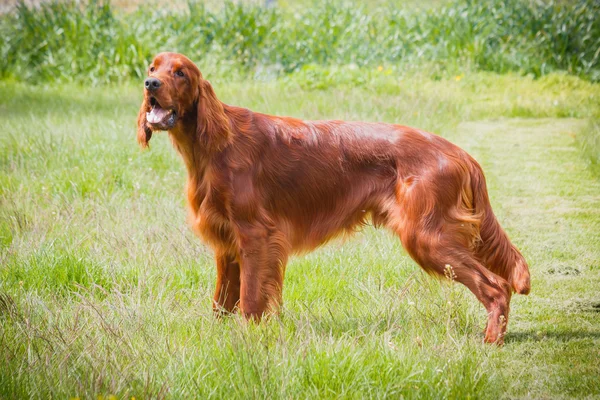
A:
[[469, 159, 530, 295]]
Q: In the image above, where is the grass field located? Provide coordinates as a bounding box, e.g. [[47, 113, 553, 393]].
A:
[[0, 68, 599, 398]]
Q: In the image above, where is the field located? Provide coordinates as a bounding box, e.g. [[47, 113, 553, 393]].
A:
[[1, 0, 600, 398], [1, 70, 599, 398]]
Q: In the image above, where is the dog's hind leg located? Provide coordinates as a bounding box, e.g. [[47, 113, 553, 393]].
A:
[[389, 172, 512, 344], [398, 227, 512, 344]]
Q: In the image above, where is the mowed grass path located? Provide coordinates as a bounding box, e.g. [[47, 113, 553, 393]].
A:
[[0, 74, 599, 398]]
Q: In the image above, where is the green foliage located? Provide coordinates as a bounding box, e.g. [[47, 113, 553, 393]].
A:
[[1, 0, 599, 84]]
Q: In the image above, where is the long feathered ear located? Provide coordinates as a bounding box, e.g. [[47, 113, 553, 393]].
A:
[[137, 97, 153, 148], [197, 79, 231, 151]]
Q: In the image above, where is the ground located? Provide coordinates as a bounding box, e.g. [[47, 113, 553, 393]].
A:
[[0, 72, 599, 398]]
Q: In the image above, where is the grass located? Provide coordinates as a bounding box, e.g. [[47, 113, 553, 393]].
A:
[[0, 68, 599, 398], [1, 0, 599, 84], [578, 118, 600, 175]]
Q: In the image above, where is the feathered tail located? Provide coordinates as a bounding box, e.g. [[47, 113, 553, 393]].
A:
[[469, 159, 531, 294]]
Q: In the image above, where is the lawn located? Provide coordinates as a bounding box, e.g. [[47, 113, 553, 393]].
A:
[[0, 69, 599, 398]]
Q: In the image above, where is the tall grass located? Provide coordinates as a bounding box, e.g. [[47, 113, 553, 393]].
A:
[[1, 0, 599, 84]]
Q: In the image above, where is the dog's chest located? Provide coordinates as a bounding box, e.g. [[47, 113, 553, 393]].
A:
[[188, 182, 235, 250]]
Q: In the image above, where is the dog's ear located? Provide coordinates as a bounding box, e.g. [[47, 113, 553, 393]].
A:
[[137, 97, 153, 148], [197, 79, 231, 151]]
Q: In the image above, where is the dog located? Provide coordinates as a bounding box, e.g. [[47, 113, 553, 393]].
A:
[[137, 52, 530, 344]]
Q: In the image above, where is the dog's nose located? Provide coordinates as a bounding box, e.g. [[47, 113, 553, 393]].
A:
[[144, 77, 161, 91]]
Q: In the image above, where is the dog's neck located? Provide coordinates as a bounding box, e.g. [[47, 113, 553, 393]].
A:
[[167, 101, 236, 181], [168, 119, 210, 182]]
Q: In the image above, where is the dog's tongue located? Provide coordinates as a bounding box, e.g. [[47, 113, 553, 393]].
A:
[[146, 106, 168, 124]]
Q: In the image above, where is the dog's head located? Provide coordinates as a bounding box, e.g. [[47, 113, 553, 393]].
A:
[[137, 52, 230, 149], [137, 52, 200, 147]]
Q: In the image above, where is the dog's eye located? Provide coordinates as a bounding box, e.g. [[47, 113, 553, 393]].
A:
[[149, 66, 155, 72], [175, 70, 184, 77]]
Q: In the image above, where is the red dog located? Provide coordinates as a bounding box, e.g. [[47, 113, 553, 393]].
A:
[[137, 52, 530, 344]]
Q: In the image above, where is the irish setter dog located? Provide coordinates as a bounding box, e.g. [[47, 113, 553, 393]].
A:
[[137, 52, 530, 344]]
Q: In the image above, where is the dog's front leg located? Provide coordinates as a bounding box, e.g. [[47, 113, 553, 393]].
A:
[[235, 222, 288, 321], [213, 252, 241, 316]]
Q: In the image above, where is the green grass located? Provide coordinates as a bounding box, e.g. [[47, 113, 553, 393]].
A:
[[0, 69, 599, 398], [1, 0, 599, 84], [578, 117, 600, 175]]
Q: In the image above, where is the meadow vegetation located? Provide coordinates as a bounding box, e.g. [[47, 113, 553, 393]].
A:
[[0, 0, 599, 398], [1, 0, 599, 84]]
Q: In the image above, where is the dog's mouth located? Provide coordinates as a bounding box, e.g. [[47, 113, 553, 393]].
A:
[[146, 96, 177, 129]]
